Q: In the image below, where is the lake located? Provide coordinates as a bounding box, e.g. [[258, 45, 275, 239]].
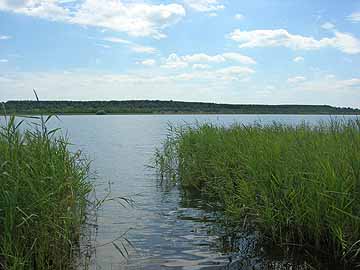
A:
[[41, 114, 358, 270]]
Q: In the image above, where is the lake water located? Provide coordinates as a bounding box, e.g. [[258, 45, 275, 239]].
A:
[[37, 114, 358, 270]]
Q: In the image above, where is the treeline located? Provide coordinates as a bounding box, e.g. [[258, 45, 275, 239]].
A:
[[2, 100, 360, 115]]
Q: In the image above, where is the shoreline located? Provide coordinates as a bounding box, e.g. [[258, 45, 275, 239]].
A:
[[1, 112, 360, 116]]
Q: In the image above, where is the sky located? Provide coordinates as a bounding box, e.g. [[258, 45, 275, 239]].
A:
[[0, 0, 359, 108]]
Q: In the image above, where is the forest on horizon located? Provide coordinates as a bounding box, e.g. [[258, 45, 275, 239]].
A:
[[2, 100, 360, 115]]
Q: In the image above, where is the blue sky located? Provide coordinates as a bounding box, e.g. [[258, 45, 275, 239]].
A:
[[0, 0, 359, 108]]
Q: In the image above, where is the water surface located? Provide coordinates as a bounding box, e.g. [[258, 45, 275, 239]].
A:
[[42, 114, 358, 270]]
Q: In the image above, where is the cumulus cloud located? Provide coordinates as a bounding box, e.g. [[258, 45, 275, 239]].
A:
[[347, 12, 360, 23], [0, 0, 70, 21], [158, 52, 257, 83], [331, 31, 360, 54], [222, 52, 256, 64], [184, 0, 224, 12], [228, 28, 360, 54], [293, 56, 304, 63], [162, 52, 256, 69], [287, 76, 306, 83], [162, 53, 189, 69], [0, 0, 186, 39]]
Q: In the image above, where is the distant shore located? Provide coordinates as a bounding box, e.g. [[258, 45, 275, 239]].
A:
[[2, 100, 360, 115], [2, 112, 360, 116]]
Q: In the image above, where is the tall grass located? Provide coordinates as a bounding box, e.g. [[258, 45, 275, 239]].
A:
[[156, 119, 360, 265], [0, 114, 93, 270]]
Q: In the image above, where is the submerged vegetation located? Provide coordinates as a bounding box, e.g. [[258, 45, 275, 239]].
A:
[[156, 119, 360, 267], [0, 114, 93, 270], [3, 100, 360, 115]]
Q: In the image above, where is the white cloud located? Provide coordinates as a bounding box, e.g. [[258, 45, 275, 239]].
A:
[[321, 22, 335, 30], [0, 69, 253, 101], [0, 0, 28, 9], [228, 29, 326, 50], [215, 66, 254, 80], [0, 0, 70, 21], [162, 53, 189, 69], [174, 66, 254, 81], [192, 64, 210, 69], [1, 71, 359, 108], [140, 59, 156, 66], [293, 56, 304, 63], [131, 45, 156, 54], [162, 52, 256, 69], [0, 59, 8, 63], [102, 37, 132, 45], [161, 52, 256, 82], [184, 0, 224, 12], [342, 79, 360, 89], [183, 53, 225, 63], [0, 35, 11, 40], [287, 76, 306, 83], [228, 28, 360, 54], [331, 31, 360, 54], [290, 76, 360, 92], [103, 36, 156, 54], [0, 0, 186, 39], [234, 13, 244, 20], [222, 52, 256, 65], [347, 12, 360, 23]]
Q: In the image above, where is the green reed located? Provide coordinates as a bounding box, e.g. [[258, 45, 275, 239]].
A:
[[155, 119, 360, 265], [0, 114, 93, 270]]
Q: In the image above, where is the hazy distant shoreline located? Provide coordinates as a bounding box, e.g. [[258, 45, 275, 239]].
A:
[[2, 100, 360, 115], [2, 112, 360, 116]]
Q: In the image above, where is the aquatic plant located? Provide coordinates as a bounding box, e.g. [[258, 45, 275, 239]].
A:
[[155, 119, 360, 266], [0, 112, 93, 270]]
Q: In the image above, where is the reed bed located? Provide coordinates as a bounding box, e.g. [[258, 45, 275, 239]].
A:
[[156, 119, 360, 266], [0, 115, 93, 270]]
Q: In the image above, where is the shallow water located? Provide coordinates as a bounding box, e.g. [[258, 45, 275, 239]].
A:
[[26, 114, 358, 270]]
